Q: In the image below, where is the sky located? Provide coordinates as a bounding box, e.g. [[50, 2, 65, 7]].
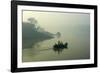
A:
[[22, 10, 90, 34]]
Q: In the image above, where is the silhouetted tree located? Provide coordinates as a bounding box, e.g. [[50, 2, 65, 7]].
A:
[[28, 17, 37, 24], [56, 32, 61, 38]]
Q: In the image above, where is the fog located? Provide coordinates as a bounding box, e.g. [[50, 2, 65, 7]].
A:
[[22, 10, 90, 62]]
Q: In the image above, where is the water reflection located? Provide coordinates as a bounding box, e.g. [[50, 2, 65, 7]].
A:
[[23, 39, 69, 54], [53, 41, 68, 54], [22, 38, 53, 49]]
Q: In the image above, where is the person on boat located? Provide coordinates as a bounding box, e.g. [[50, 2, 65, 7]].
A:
[[53, 41, 68, 49]]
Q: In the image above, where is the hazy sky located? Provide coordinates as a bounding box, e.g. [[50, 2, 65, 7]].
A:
[[22, 10, 90, 34]]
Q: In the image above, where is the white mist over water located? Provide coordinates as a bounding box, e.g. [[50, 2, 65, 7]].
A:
[[22, 11, 90, 62]]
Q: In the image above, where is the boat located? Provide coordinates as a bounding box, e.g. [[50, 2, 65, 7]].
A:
[[53, 41, 68, 49]]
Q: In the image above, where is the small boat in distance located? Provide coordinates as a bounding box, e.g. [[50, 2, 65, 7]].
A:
[[53, 41, 68, 49]]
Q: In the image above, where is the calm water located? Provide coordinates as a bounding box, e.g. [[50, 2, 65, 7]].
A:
[[22, 29, 90, 62], [22, 11, 90, 62]]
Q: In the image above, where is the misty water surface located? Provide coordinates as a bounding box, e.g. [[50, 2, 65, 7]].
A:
[[22, 11, 90, 62]]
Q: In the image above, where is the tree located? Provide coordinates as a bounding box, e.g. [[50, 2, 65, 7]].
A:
[[56, 32, 61, 38], [28, 17, 37, 24]]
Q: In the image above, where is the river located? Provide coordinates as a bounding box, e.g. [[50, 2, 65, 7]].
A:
[[22, 29, 90, 62]]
